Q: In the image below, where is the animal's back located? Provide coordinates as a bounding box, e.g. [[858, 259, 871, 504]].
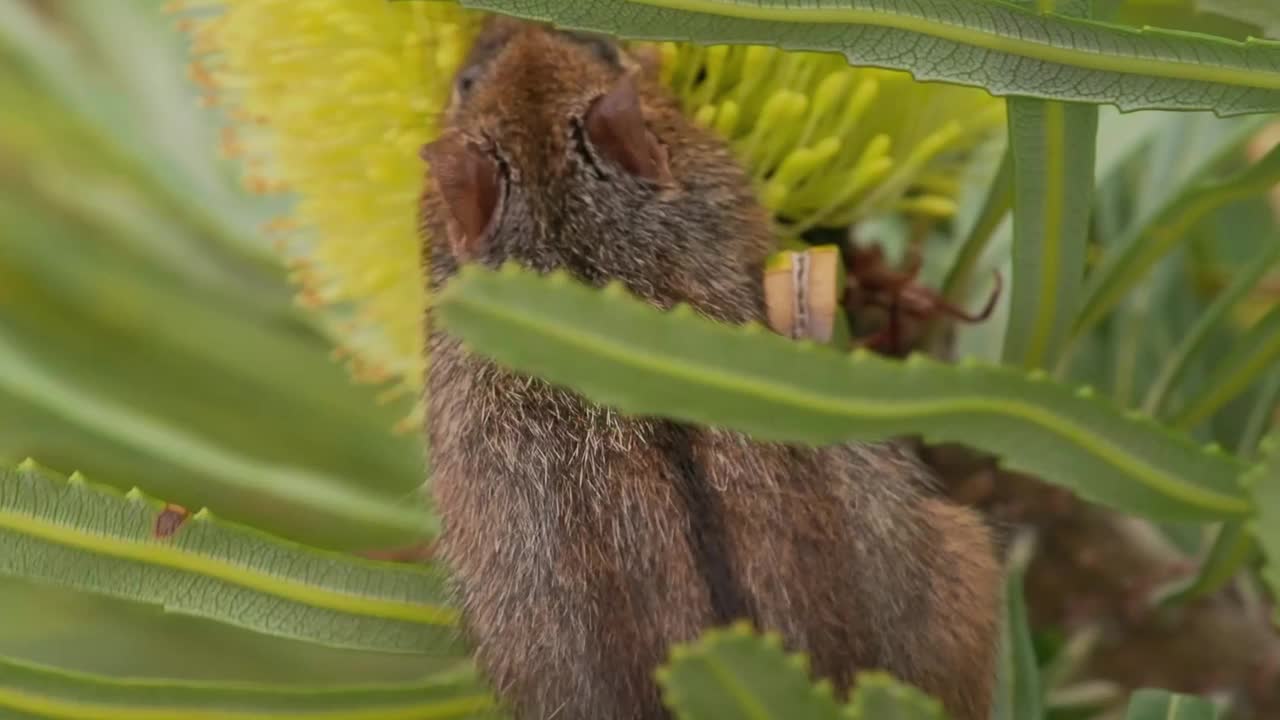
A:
[[421, 17, 1000, 720]]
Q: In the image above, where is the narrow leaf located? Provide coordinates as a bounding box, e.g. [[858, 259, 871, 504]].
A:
[[1173, 304, 1280, 429], [1154, 522, 1253, 607], [844, 674, 946, 719], [449, 0, 1280, 115], [0, 463, 459, 655], [1238, 368, 1280, 457], [657, 621, 843, 720], [1074, 140, 1280, 338], [1143, 237, 1280, 417], [0, 334, 431, 537], [435, 265, 1250, 521], [940, 147, 1012, 305], [1249, 431, 1280, 621], [993, 534, 1042, 720], [1124, 689, 1221, 720], [0, 655, 495, 720], [1002, 0, 1097, 369]]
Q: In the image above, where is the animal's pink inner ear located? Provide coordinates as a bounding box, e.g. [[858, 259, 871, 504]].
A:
[[585, 74, 672, 184], [421, 135, 500, 260]]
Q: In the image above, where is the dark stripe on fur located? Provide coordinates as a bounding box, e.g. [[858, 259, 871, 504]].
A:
[[656, 423, 754, 625]]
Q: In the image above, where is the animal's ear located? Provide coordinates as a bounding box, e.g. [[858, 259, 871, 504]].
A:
[[585, 73, 673, 185], [420, 134, 502, 261]]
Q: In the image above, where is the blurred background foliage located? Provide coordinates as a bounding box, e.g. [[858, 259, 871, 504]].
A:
[[0, 0, 433, 685], [1, 0, 1279, 713]]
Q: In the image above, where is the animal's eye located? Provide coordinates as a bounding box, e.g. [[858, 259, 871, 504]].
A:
[[454, 64, 484, 102]]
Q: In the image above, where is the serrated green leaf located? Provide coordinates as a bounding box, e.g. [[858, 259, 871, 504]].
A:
[[448, 0, 1280, 115], [658, 622, 842, 720], [1074, 136, 1280, 339], [844, 674, 946, 719], [0, 464, 460, 655], [1003, 46, 1097, 368], [993, 535, 1042, 720], [435, 264, 1249, 521], [1124, 689, 1221, 720], [1173, 304, 1280, 429], [0, 655, 495, 720]]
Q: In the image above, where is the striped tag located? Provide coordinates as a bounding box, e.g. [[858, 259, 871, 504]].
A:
[[764, 246, 842, 343]]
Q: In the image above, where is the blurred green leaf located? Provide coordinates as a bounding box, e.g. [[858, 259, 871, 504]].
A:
[[1124, 689, 1221, 719], [0, 655, 494, 720], [1173, 303, 1280, 428], [450, 0, 1280, 114], [1198, 0, 1280, 35], [0, 334, 430, 536], [1237, 368, 1280, 456], [1002, 0, 1097, 369], [940, 148, 1011, 314], [1143, 234, 1280, 416], [1249, 430, 1280, 619], [1073, 126, 1280, 338], [844, 674, 946, 719], [0, 188, 427, 548], [658, 622, 842, 720], [0, 463, 459, 655], [993, 534, 1042, 720], [0, 0, 278, 261], [1154, 521, 1252, 606], [435, 264, 1249, 521]]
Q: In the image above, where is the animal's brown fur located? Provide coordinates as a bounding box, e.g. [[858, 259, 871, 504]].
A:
[[421, 18, 1000, 720]]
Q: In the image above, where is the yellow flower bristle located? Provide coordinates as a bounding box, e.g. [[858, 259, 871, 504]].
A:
[[176, 2, 1004, 417], [174, 0, 482, 417], [656, 42, 1005, 234]]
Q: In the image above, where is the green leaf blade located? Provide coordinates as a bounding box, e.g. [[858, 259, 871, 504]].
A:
[[1124, 689, 1221, 720], [0, 655, 495, 720], [1173, 304, 1280, 429], [1003, 98, 1097, 368], [455, 0, 1280, 114], [0, 464, 459, 655], [436, 265, 1249, 521], [658, 622, 842, 720], [1074, 131, 1280, 340], [992, 535, 1042, 720], [845, 673, 946, 719], [1143, 236, 1280, 417], [1250, 431, 1280, 622]]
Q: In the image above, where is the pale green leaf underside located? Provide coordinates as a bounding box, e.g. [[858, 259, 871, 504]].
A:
[[0, 464, 460, 655], [435, 265, 1249, 522], [0, 656, 495, 720], [1124, 689, 1220, 720], [657, 621, 842, 720], [1003, 99, 1096, 369], [455, 0, 1280, 115]]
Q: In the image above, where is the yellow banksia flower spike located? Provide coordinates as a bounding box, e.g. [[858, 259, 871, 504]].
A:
[[174, 1, 1003, 424]]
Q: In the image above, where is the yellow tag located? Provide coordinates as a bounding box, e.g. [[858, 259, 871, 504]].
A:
[[764, 246, 842, 343]]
